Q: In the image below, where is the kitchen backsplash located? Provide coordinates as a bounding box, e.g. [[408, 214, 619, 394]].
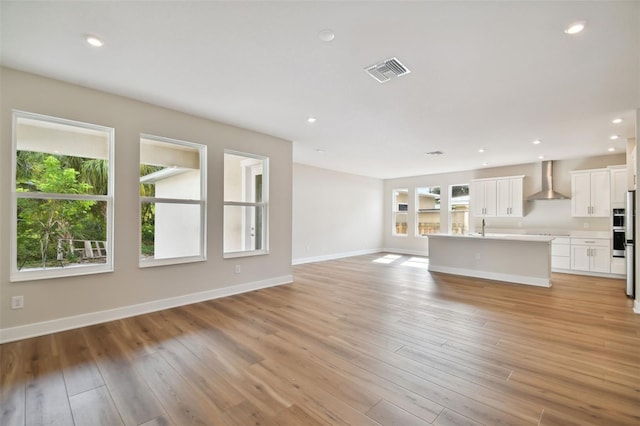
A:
[[472, 199, 611, 233]]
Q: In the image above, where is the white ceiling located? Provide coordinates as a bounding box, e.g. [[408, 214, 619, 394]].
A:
[[1, 1, 638, 179]]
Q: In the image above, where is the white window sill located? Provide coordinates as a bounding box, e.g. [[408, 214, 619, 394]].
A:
[[223, 249, 269, 259], [10, 264, 114, 282], [139, 255, 206, 268]]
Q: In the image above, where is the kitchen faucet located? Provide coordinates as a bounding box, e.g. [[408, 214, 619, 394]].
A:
[[481, 219, 485, 237]]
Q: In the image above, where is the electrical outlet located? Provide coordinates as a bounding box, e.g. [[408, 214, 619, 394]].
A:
[[11, 295, 24, 309], [583, 222, 589, 229], [234, 265, 241, 274], [475, 253, 481, 261]]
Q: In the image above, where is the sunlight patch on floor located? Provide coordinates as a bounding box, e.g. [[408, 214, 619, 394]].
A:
[[373, 254, 402, 264], [401, 257, 429, 269]]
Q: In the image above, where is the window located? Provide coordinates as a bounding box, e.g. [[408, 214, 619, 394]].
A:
[[416, 186, 441, 236], [11, 111, 114, 281], [449, 184, 470, 235], [392, 189, 408, 236], [224, 151, 268, 257], [140, 135, 206, 266]]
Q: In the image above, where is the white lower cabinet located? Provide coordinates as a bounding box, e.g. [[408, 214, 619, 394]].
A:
[[610, 257, 626, 275], [551, 237, 571, 270], [570, 238, 610, 273]]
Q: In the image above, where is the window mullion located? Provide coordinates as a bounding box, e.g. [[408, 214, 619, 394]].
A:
[[140, 196, 203, 205]]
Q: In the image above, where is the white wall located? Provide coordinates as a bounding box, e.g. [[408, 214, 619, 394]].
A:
[[0, 68, 293, 339], [292, 164, 384, 264], [383, 155, 626, 255], [155, 170, 201, 259]]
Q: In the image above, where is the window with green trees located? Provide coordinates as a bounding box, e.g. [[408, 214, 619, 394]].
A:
[[139, 135, 207, 266], [12, 111, 114, 281]]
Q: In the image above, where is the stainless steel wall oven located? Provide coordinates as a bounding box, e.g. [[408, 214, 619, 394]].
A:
[[613, 228, 625, 257], [613, 208, 625, 258]]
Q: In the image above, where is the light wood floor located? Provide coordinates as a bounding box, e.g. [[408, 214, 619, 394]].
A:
[[2, 253, 640, 426]]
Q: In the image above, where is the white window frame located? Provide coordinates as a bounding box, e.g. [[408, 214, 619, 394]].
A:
[[415, 186, 441, 237], [223, 150, 269, 258], [392, 188, 409, 237], [10, 110, 115, 282], [449, 183, 470, 235], [139, 134, 207, 267]]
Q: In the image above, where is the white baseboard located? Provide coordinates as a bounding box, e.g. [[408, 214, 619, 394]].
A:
[[292, 248, 382, 265], [428, 265, 551, 288], [634, 299, 640, 314], [381, 248, 429, 257], [0, 275, 292, 344], [552, 268, 625, 280]]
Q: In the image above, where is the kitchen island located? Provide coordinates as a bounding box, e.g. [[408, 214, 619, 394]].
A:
[[428, 233, 555, 287]]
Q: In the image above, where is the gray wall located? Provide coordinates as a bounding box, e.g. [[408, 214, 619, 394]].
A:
[[292, 163, 383, 263], [0, 68, 293, 332]]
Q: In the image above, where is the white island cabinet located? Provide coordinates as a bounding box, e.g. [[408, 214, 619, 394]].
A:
[[428, 233, 553, 287], [551, 237, 571, 270]]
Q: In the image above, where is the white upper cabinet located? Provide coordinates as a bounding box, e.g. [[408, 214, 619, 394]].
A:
[[609, 166, 627, 207], [570, 169, 610, 217], [496, 177, 524, 217], [472, 176, 524, 217], [472, 179, 497, 217]]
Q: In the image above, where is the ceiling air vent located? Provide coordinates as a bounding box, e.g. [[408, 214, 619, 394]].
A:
[[365, 57, 411, 83]]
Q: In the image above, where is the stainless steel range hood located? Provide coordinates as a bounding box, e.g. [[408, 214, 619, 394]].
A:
[[526, 160, 569, 200]]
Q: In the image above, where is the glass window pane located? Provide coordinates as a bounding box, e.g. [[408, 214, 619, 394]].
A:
[[392, 189, 408, 212], [16, 108, 111, 198], [450, 184, 470, 235], [17, 199, 107, 270], [417, 211, 441, 235], [392, 189, 408, 235], [140, 138, 201, 200], [224, 153, 265, 203], [141, 202, 202, 260], [393, 212, 408, 236], [416, 186, 440, 235], [224, 205, 264, 253]]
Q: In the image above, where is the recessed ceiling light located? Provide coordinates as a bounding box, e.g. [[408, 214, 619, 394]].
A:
[[307, 116, 317, 123], [318, 29, 335, 42], [85, 35, 104, 47], [610, 135, 619, 140], [608, 147, 616, 152], [532, 139, 542, 145], [315, 148, 325, 153], [564, 21, 586, 35], [612, 118, 623, 124], [478, 148, 485, 153], [538, 155, 545, 160]]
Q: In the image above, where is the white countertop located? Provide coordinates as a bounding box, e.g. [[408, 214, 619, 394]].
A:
[[459, 228, 610, 239], [429, 233, 555, 242]]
